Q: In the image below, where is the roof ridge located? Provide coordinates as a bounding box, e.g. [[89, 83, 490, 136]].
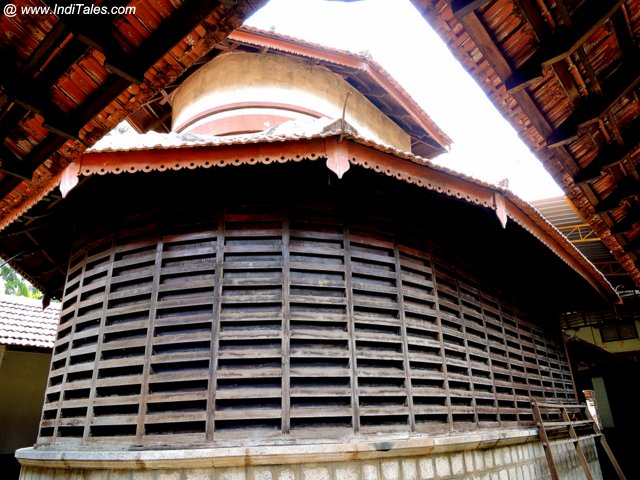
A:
[[0, 293, 59, 309]]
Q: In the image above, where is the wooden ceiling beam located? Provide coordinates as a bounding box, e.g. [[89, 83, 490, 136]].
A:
[[506, 0, 624, 91], [75, 0, 231, 130], [576, 48, 603, 96], [13, 97, 77, 140], [19, 22, 69, 77], [593, 177, 640, 214], [611, 6, 635, 58], [451, 0, 493, 19], [623, 233, 640, 254], [547, 52, 640, 147], [0, 103, 29, 141], [0, 144, 33, 181], [36, 40, 88, 88], [515, 0, 580, 105], [0, 0, 232, 200], [611, 204, 640, 235], [0, 136, 66, 200], [573, 117, 640, 184], [457, 12, 553, 135], [0, 44, 90, 139], [51, 11, 144, 84], [133, 0, 226, 72], [0, 70, 79, 140], [40, 0, 139, 82]]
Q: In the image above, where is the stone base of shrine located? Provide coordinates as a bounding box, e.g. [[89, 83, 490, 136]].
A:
[[16, 429, 601, 480]]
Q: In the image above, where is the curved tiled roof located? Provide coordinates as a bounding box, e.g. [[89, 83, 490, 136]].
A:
[[227, 26, 452, 155], [0, 294, 60, 349], [57, 121, 617, 303]]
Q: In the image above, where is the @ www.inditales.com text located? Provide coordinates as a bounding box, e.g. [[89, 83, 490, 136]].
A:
[[3, 2, 136, 18]]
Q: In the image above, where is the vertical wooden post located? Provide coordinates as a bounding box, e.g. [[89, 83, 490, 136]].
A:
[[532, 401, 560, 480], [394, 236, 415, 432], [562, 406, 594, 480], [585, 404, 627, 479], [206, 213, 225, 441], [281, 212, 291, 435], [343, 227, 360, 434]]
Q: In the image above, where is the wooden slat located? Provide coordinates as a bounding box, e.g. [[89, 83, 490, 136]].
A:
[[344, 227, 360, 433], [45, 203, 579, 445]]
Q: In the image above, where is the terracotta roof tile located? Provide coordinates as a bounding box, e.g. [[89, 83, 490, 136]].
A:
[[0, 294, 60, 349]]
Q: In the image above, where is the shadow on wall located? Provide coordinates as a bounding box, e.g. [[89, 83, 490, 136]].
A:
[[0, 349, 51, 480]]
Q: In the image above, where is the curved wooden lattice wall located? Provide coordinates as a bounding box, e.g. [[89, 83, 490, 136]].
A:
[[40, 201, 575, 446]]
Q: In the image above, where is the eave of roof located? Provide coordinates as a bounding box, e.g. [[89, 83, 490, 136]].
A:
[[36, 123, 618, 304], [410, 0, 640, 288]]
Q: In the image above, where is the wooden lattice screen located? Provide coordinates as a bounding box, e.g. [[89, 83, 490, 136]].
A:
[[39, 201, 575, 446]]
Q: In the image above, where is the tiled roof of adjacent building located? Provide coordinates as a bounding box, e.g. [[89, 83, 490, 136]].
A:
[[0, 294, 60, 349]]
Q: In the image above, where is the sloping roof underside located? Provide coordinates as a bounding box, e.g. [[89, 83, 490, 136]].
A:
[[66, 123, 618, 303], [0, 0, 269, 290], [0, 0, 268, 230], [411, 0, 640, 289]]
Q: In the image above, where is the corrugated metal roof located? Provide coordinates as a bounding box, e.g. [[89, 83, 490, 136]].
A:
[[531, 197, 584, 227], [532, 195, 622, 272], [0, 294, 59, 349]]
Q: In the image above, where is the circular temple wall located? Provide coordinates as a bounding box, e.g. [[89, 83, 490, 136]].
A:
[[36, 164, 575, 450]]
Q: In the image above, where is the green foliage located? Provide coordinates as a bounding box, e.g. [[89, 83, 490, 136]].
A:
[[0, 260, 42, 299]]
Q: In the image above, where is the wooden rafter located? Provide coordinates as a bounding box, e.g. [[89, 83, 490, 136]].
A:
[[451, 0, 493, 19], [611, 7, 635, 58], [610, 205, 640, 235], [1, 76, 79, 140], [623, 233, 640, 253], [593, 177, 640, 214], [0, 144, 32, 181], [506, 0, 625, 91], [411, 0, 640, 289], [573, 117, 640, 184], [547, 52, 640, 147], [0, 137, 67, 196], [42, 0, 143, 83], [515, 0, 581, 104], [0, 0, 244, 201]]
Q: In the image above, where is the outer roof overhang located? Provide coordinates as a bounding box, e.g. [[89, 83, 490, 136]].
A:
[[17, 127, 614, 304], [0, 0, 267, 236], [409, 0, 640, 289]]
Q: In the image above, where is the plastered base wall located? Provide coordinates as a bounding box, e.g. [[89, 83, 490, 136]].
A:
[[0, 350, 50, 453], [17, 432, 602, 480]]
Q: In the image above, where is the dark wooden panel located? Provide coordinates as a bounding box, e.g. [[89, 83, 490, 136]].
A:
[[39, 197, 575, 446]]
